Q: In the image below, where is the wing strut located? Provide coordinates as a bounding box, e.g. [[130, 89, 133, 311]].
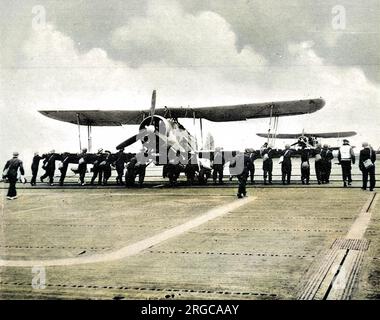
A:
[[272, 116, 279, 146], [193, 111, 198, 150], [76, 113, 82, 151], [267, 105, 273, 144], [200, 118, 204, 149], [267, 105, 279, 146], [87, 125, 92, 152]]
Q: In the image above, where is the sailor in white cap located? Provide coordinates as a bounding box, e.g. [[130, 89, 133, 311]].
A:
[[338, 139, 355, 187], [3, 152, 25, 199]]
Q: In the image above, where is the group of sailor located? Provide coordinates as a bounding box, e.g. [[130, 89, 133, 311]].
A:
[[2, 139, 377, 200], [230, 139, 376, 198], [29, 148, 147, 187]]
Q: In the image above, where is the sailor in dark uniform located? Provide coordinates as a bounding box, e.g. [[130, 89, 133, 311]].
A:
[[165, 151, 182, 186], [320, 144, 334, 184], [30, 152, 43, 186], [314, 144, 322, 184], [261, 144, 274, 185], [136, 162, 147, 187], [212, 147, 225, 185], [246, 149, 257, 184], [238, 151, 250, 198], [125, 156, 137, 186], [90, 148, 104, 185], [229, 151, 250, 198], [185, 152, 198, 185], [58, 152, 72, 186], [281, 144, 292, 185], [359, 142, 376, 191], [3, 152, 25, 200], [300, 144, 311, 185], [115, 148, 126, 185], [40, 150, 58, 185], [78, 148, 88, 186], [101, 150, 112, 185]]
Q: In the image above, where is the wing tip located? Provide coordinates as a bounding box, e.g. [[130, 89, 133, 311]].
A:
[[309, 98, 325, 113], [256, 133, 268, 137]]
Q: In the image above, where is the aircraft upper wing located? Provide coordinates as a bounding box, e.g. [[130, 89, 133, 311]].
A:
[[39, 98, 325, 126], [256, 131, 356, 139]]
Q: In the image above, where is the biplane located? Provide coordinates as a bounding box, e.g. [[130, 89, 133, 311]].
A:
[[39, 91, 325, 184]]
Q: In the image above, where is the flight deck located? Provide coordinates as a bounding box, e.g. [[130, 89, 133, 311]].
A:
[[0, 161, 379, 300]]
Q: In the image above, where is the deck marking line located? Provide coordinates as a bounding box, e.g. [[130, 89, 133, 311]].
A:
[[0, 196, 255, 267], [4, 206, 54, 215], [298, 193, 377, 300]]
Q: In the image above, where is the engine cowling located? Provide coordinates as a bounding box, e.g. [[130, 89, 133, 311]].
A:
[[138, 115, 197, 164]]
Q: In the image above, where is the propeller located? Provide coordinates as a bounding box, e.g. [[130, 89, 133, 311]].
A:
[[116, 133, 138, 150], [116, 90, 158, 150], [144, 89, 157, 136], [149, 89, 156, 126]]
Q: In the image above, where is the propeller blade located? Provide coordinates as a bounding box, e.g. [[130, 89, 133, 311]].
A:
[[116, 133, 139, 150], [150, 90, 156, 125]]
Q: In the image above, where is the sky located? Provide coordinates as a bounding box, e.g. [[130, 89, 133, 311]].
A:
[[1, 0, 379, 171]]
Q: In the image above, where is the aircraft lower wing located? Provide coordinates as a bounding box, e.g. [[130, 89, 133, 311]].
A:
[[39, 98, 325, 126], [256, 131, 356, 139]]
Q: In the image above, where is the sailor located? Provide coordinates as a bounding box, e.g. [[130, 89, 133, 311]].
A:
[[78, 148, 88, 186], [136, 161, 147, 187], [260, 142, 268, 156], [128, 149, 148, 187], [30, 152, 43, 186], [262, 144, 274, 185], [320, 144, 334, 184], [359, 142, 376, 191], [314, 144, 322, 184], [234, 150, 250, 198], [228, 156, 237, 182], [185, 152, 198, 185], [40, 150, 58, 185], [101, 150, 112, 185], [281, 144, 292, 185], [58, 152, 71, 186], [300, 144, 311, 185], [115, 148, 126, 185], [246, 148, 257, 184], [338, 139, 355, 187], [125, 156, 137, 186], [90, 148, 104, 185], [308, 136, 316, 147], [3, 152, 25, 200], [166, 150, 182, 186], [212, 147, 225, 185]]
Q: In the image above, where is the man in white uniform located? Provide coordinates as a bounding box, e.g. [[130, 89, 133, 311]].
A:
[[338, 139, 356, 187]]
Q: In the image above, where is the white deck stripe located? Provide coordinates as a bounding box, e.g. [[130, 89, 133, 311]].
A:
[[3, 206, 54, 215], [345, 193, 377, 239], [0, 197, 255, 267], [325, 193, 377, 299]]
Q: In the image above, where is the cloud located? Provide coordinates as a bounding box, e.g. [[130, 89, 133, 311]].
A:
[[181, 0, 380, 83], [110, 0, 266, 68]]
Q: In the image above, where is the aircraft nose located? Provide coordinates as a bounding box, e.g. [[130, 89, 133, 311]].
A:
[[146, 125, 155, 134]]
